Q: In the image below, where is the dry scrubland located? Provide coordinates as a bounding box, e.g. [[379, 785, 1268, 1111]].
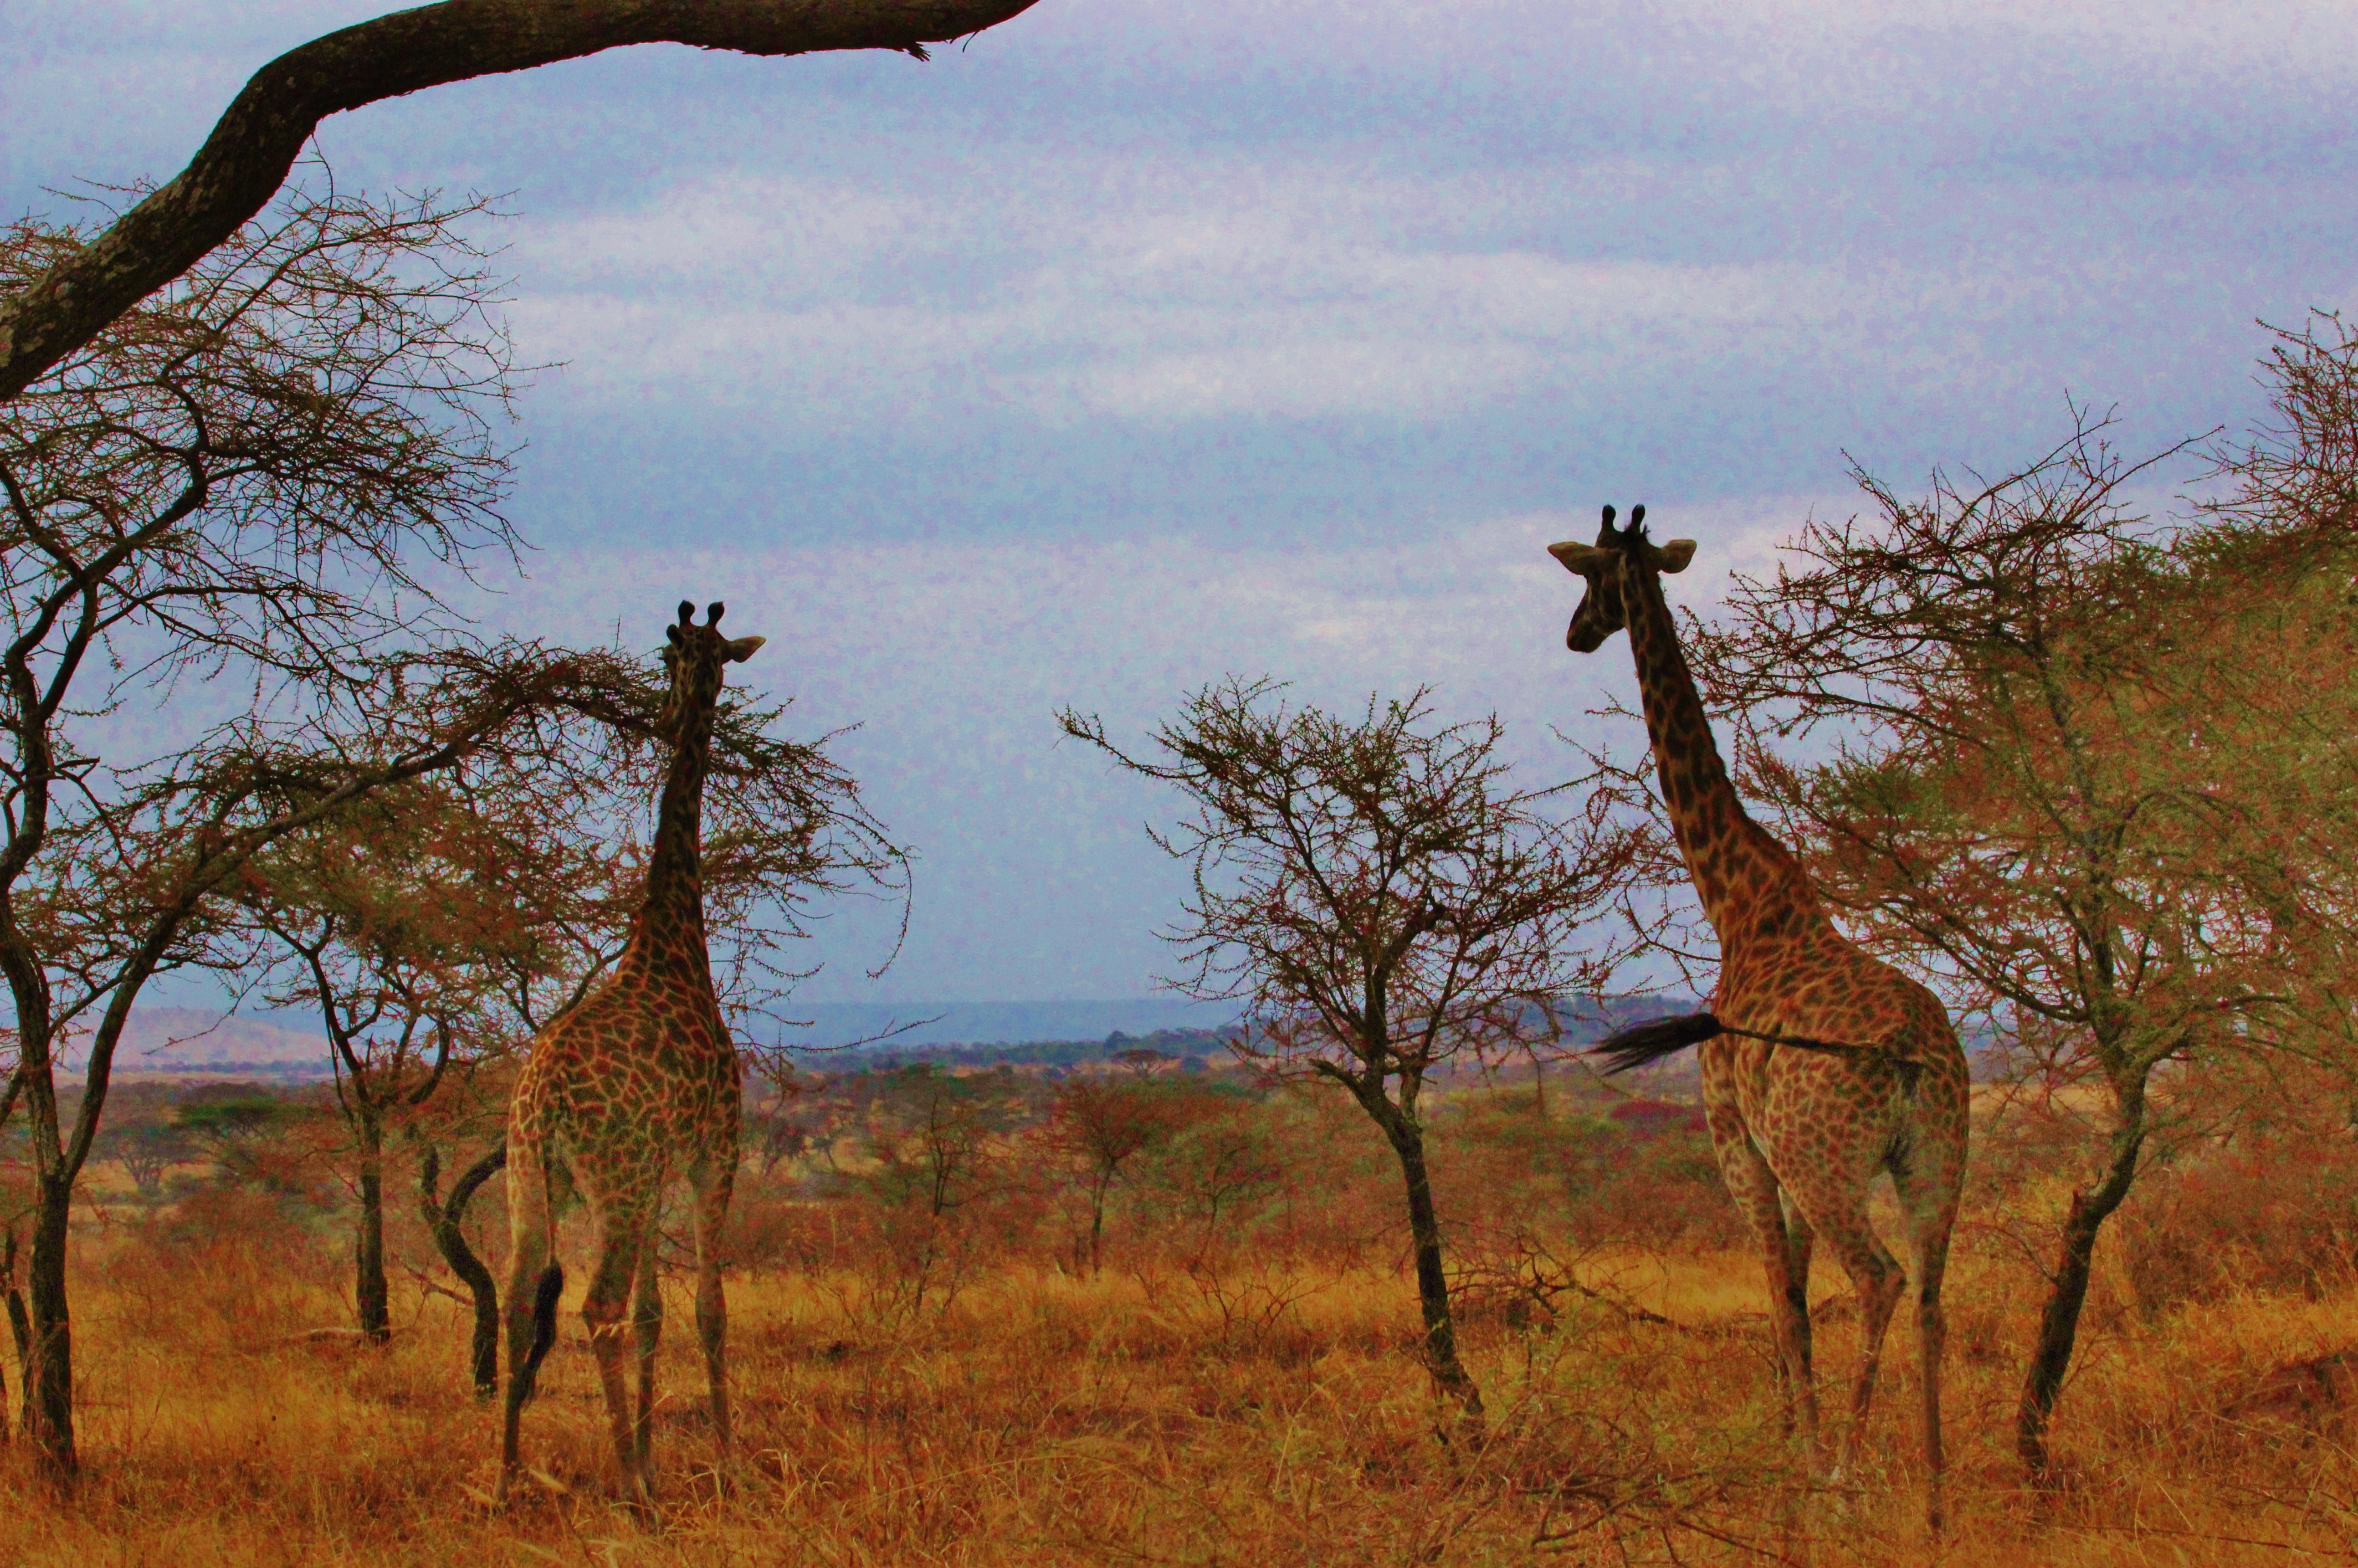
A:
[[6, 1070, 2358, 1567]]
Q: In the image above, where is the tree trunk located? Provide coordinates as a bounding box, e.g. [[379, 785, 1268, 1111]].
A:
[[24, 1175, 76, 1477], [2015, 1104, 2145, 1480], [420, 1144, 505, 1397], [4, 1279, 26, 1440], [1088, 1175, 1109, 1275], [2, 1228, 26, 1441], [353, 1112, 392, 1343], [1386, 1118, 1484, 1422]]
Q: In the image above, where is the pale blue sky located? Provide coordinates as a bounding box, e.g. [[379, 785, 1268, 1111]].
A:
[[9, 1, 2354, 1015]]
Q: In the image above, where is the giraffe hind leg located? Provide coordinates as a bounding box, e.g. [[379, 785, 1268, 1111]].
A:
[[524, 1261, 566, 1390], [1777, 1170, 1905, 1488], [1778, 1190, 1818, 1423], [1893, 1139, 1963, 1537], [1706, 1108, 1824, 1477]]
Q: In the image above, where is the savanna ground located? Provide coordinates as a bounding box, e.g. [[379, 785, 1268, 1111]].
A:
[[5, 1061, 2358, 1568]]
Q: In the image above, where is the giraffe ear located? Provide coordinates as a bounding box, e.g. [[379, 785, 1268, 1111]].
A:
[[1548, 540, 1610, 574], [1651, 539, 1697, 574], [722, 635, 766, 664]]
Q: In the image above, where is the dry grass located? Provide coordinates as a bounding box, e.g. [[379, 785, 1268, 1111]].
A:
[[4, 1204, 2358, 1568]]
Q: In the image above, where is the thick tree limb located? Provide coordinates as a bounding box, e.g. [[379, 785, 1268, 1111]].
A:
[[0, 0, 1041, 401]]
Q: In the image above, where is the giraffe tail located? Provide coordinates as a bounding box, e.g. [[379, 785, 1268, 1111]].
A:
[[513, 1262, 566, 1405], [1591, 1012, 1724, 1075]]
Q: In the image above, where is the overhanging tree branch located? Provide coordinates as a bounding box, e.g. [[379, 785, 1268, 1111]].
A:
[[0, 0, 1043, 402]]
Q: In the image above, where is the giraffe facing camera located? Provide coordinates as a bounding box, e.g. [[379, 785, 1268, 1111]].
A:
[[497, 596, 762, 1509], [1548, 504, 1697, 651]]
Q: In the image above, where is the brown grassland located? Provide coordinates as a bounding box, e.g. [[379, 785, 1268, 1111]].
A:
[[4, 1070, 2358, 1568]]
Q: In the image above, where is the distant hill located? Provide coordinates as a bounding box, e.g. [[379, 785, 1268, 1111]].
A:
[[763, 998, 1248, 1052], [792, 994, 1709, 1072], [66, 1008, 329, 1076]]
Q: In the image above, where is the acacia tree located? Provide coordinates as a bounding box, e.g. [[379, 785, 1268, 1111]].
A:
[[1061, 681, 1641, 1420], [1043, 1075, 1216, 1274], [239, 679, 904, 1360], [1676, 373, 2358, 1479], [233, 783, 522, 1344], [0, 184, 702, 1478], [0, 0, 1042, 403], [2189, 316, 2358, 1105]]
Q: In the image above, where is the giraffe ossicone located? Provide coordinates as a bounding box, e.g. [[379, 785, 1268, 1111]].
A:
[[1555, 506, 1970, 1537], [497, 596, 755, 1508]]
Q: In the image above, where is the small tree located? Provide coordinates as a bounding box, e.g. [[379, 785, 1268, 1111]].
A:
[[1044, 1074, 1209, 1273], [233, 783, 514, 1342], [855, 1065, 1030, 1319], [2190, 314, 2358, 1119], [1061, 681, 1640, 1419], [174, 1089, 313, 1189], [98, 1121, 194, 1199]]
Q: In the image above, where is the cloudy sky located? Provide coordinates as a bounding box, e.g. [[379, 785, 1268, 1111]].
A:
[[8, 1, 2355, 1020]]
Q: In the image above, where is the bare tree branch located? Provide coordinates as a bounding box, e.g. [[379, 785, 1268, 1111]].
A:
[[0, 0, 1043, 401]]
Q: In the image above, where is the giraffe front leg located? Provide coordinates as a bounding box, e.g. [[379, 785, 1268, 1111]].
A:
[[580, 1202, 654, 1510], [631, 1211, 663, 1478], [690, 1165, 734, 1466]]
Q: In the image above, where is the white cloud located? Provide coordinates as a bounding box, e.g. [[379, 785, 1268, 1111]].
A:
[[506, 164, 1859, 428]]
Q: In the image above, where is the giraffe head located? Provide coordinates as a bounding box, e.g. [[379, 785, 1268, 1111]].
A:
[[1548, 505, 1698, 651], [657, 600, 765, 734]]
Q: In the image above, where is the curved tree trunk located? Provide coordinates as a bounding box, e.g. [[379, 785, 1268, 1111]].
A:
[[0, 1231, 14, 1440], [0, 0, 1043, 402], [2015, 1099, 2146, 1479], [1372, 1105, 1483, 1423], [421, 1143, 507, 1397]]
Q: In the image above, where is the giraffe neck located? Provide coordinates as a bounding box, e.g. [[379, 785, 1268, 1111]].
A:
[[1618, 554, 1795, 941], [625, 697, 715, 986]]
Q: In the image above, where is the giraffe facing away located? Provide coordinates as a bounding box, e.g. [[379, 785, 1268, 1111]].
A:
[[1551, 507, 1970, 1535], [499, 600, 763, 1507]]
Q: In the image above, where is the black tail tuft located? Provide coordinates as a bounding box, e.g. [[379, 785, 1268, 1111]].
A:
[[1590, 1011, 1724, 1075], [513, 1262, 564, 1406]]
